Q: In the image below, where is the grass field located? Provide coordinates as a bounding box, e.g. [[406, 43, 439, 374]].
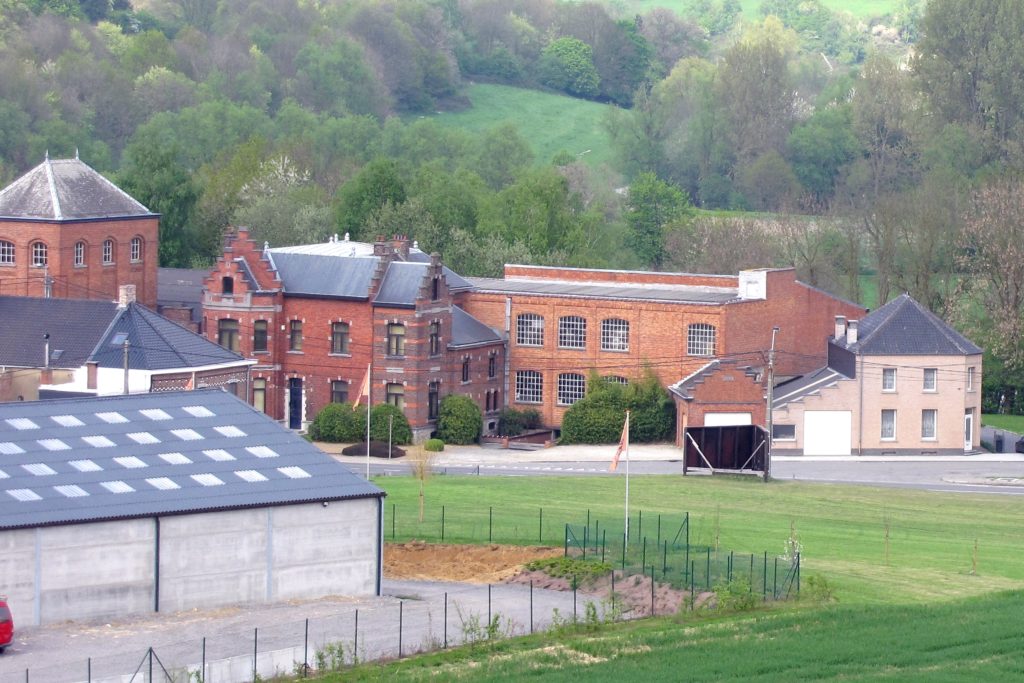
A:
[[379, 475, 1024, 605], [982, 414, 1024, 433], [329, 590, 1024, 681], [422, 84, 616, 170]]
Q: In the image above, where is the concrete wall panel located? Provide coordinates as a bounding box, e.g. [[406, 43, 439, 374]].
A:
[[0, 529, 38, 626]]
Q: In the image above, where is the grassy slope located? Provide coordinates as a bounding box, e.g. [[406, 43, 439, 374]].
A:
[[423, 83, 616, 169], [982, 414, 1024, 433], [379, 475, 1024, 605], [332, 591, 1024, 681]]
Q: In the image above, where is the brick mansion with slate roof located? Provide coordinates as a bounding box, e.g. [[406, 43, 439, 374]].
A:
[[205, 230, 864, 437]]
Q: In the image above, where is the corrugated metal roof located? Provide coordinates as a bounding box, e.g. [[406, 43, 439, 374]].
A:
[[0, 296, 118, 368], [836, 294, 983, 356], [0, 158, 154, 220], [450, 307, 502, 348], [271, 253, 377, 298], [467, 277, 738, 304], [0, 390, 383, 530], [772, 367, 850, 408]]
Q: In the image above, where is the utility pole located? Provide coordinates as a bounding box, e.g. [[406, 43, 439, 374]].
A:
[[765, 326, 779, 482]]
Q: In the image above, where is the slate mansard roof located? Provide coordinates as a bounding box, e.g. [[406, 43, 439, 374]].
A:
[[0, 157, 155, 221], [0, 390, 384, 531], [0, 296, 245, 371], [833, 294, 982, 356]]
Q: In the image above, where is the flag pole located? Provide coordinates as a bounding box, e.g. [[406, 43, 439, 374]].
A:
[[624, 410, 630, 545], [365, 362, 372, 480]]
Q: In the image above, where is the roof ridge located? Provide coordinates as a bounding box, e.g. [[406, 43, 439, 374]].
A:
[[856, 294, 907, 346], [78, 159, 153, 214], [44, 158, 62, 220], [86, 305, 124, 363], [130, 304, 195, 366]]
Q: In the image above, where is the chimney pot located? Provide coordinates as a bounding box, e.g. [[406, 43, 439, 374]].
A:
[[846, 320, 859, 345], [834, 315, 847, 340], [117, 284, 137, 308]]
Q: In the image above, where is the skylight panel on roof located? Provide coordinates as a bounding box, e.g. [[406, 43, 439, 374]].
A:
[[214, 426, 246, 438], [114, 456, 147, 469], [234, 470, 268, 483], [22, 463, 57, 476], [69, 459, 102, 472], [245, 446, 278, 458], [82, 435, 116, 448], [191, 473, 224, 486], [171, 429, 203, 441], [0, 442, 25, 455], [51, 415, 85, 427], [54, 484, 88, 498], [278, 466, 311, 479], [140, 409, 172, 421], [202, 449, 234, 462], [5, 418, 39, 430], [96, 411, 129, 424], [183, 406, 215, 418], [0, 469, 8, 479], [37, 438, 70, 451], [7, 488, 41, 502], [110, 332, 129, 346], [158, 452, 192, 465], [146, 477, 179, 491], [127, 432, 160, 445], [100, 480, 135, 494]]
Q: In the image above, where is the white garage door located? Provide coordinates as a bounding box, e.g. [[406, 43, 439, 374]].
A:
[[804, 411, 852, 455], [704, 412, 752, 427]]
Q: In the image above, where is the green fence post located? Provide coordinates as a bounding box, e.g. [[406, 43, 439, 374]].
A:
[[583, 524, 588, 560], [657, 514, 661, 547], [621, 533, 627, 570], [763, 551, 768, 601], [441, 505, 445, 542], [773, 557, 779, 599], [638, 510, 643, 542], [488, 506, 493, 543], [602, 529, 607, 563], [690, 561, 696, 611], [662, 540, 668, 578], [539, 508, 543, 544], [706, 548, 711, 589], [391, 503, 396, 540], [564, 524, 569, 557], [796, 553, 801, 595], [729, 551, 734, 582], [685, 512, 690, 583], [642, 537, 647, 570]]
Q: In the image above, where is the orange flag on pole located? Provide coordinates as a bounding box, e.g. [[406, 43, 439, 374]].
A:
[[610, 411, 630, 472], [352, 363, 371, 408]]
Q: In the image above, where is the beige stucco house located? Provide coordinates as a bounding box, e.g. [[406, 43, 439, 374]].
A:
[[772, 294, 982, 455]]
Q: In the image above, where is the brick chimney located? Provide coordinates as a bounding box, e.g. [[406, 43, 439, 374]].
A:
[[390, 234, 410, 260], [118, 284, 137, 308]]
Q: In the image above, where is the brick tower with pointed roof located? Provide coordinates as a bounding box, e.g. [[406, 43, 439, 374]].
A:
[[0, 155, 159, 307]]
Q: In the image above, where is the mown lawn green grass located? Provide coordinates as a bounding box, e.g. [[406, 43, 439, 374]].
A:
[[421, 83, 615, 170], [378, 475, 1024, 605], [982, 414, 1024, 433], [326, 590, 1024, 681]]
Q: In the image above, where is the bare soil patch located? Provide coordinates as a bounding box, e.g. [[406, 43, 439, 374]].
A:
[[386, 541, 703, 617]]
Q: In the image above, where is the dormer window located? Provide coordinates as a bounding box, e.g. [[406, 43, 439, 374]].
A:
[[222, 276, 234, 295]]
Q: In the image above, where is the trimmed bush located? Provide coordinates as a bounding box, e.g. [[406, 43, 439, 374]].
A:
[[309, 402, 366, 443], [437, 394, 482, 444], [341, 441, 406, 458], [498, 408, 525, 436], [521, 408, 542, 430], [424, 438, 445, 452], [369, 403, 413, 445], [560, 370, 674, 444]]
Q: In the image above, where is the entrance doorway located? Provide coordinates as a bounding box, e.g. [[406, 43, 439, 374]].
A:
[[964, 410, 973, 451], [288, 377, 303, 430]]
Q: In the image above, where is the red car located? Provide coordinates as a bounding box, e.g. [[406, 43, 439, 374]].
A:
[[0, 597, 12, 653]]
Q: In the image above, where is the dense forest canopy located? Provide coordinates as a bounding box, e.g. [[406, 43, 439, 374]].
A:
[[3, 0, 1024, 410]]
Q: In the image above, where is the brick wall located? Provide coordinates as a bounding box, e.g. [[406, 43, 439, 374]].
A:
[[673, 364, 766, 445], [0, 217, 159, 307]]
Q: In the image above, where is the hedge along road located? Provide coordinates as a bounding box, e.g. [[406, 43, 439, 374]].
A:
[[1, 579, 600, 683], [325, 442, 1024, 495]]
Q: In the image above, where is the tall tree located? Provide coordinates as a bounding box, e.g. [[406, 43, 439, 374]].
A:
[[625, 172, 692, 269], [334, 158, 407, 240]]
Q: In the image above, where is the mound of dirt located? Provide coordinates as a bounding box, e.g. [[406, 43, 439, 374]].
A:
[[504, 568, 701, 617], [384, 541, 562, 583]]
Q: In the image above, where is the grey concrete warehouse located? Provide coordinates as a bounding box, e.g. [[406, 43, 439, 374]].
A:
[[0, 390, 384, 626]]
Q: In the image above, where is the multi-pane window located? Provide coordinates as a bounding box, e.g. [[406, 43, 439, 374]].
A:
[[252, 378, 267, 413], [428, 382, 439, 419], [253, 320, 268, 352], [0, 240, 13, 265], [687, 323, 716, 356], [221, 276, 234, 295], [331, 380, 348, 404], [557, 373, 586, 405], [923, 368, 937, 392], [601, 318, 630, 352], [102, 239, 114, 264], [289, 320, 303, 352], [331, 322, 350, 354], [429, 321, 441, 356], [882, 368, 897, 392], [488, 353, 497, 378], [74, 241, 85, 266], [462, 357, 470, 382], [881, 409, 896, 440], [515, 370, 543, 404], [387, 323, 406, 356], [558, 316, 587, 349], [386, 383, 405, 410], [921, 409, 937, 439], [31, 241, 47, 267], [492, 389, 500, 411], [967, 367, 975, 391], [217, 319, 240, 352], [604, 375, 628, 386], [130, 237, 142, 262], [516, 314, 544, 346], [431, 277, 440, 300]]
